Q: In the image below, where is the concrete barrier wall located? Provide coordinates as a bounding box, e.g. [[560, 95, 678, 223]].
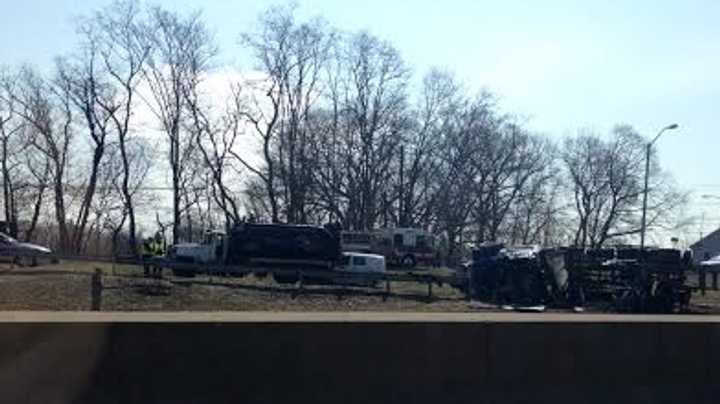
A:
[[0, 314, 718, 404]]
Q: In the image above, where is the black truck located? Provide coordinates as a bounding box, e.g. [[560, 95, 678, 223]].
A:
[[167, 223, 342, 281]]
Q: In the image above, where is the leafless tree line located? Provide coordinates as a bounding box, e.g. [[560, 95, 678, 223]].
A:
[[0, 1, 686, 259]]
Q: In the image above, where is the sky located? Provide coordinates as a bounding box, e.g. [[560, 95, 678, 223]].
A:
[[1, 0, 719, 244]]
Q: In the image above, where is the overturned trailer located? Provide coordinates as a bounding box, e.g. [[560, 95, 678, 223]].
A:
[[468, 245, 693, 313], [576, 247, 693, 313]]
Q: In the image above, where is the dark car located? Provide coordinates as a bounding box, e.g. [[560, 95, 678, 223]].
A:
[[0, 232, 53, 267]]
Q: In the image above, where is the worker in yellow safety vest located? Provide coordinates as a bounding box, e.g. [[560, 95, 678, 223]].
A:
[[150, 232, 165, 277], [141, 237, 154, 277]]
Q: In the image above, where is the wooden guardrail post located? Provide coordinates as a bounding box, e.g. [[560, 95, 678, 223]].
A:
[[91, 268, 103, 311], [700, 266, 707, 296], [297, 271, 304, 296], [466, 274, 473, 301], [713, 270, 719, 291], [383, 279, 391, 302], [337, 280, 344, 301], [427, 279, 433, 300]]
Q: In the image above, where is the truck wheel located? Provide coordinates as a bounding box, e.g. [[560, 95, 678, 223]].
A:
[[15, 256, 36, 267], [401, 254, 416, 268], [173, 269, 195, 278]]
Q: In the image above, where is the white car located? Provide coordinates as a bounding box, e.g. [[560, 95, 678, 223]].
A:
[[701, 254, 720, 267], [0, 232, 53, 267], [334, 252, 386, 286]]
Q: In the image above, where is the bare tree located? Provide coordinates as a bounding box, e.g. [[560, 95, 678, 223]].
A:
[[185, 81, 243, 228], [237, 6, 334, 223], [506, 167, 565, 245], [562, 125, 685, 248], [8, 67, 74, 252], [23, 154, 51, 242], [84, 0, 151, 254], [473, 122, 556, 243], [337, 31, 411, 230], [55, 27, 118, 253], [397, 68, 460, 228], [94, 138, 152, 255], [0, 69, 27, 237], [431, 93, 494, 261], [142, 5, 215, 243]]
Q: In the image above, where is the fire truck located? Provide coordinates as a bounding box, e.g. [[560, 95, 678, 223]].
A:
[[340, 228, 437, 268]]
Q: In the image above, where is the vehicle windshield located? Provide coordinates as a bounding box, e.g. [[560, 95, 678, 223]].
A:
[[0, 233, 17, 244]]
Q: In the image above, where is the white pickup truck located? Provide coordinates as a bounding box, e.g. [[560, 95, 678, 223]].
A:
[[336, 252, 386, 274], [334, 252, 386, 286]]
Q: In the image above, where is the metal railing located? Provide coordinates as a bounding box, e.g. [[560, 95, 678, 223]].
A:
[[0, 248, 470, 310]]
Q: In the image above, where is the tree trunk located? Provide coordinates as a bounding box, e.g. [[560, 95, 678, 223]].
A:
[[72, 145, 104, 253], [1, 137, 17, 238], [53, 176, 69, 252], [171, 127, 182, 242], [119, 135, 137, 255]]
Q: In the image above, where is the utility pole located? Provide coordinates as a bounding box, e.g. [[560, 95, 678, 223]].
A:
[[399, 145, 405, 227], [640, 123, 679, 250]]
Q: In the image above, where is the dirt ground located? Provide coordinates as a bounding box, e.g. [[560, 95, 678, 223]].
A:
[[1, 260, 719, 314]]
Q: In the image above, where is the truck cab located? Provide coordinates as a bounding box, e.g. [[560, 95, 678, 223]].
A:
[[167, 230, 227, 264]]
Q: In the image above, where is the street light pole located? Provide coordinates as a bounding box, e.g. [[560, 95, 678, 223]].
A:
[[640, 123, 679, 250]]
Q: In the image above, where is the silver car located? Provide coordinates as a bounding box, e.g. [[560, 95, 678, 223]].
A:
[[0, 232, 53, 267]]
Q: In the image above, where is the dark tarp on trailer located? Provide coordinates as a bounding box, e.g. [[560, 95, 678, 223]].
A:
[[226, 223, 341, 266]]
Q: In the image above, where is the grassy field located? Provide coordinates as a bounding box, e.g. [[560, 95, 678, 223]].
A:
[[1, 260, 719, 313]]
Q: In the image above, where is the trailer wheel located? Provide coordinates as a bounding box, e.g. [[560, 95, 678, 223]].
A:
[[651, 282, 676, 314], [401, 254, 416, 268], [273, 273, 299, 285], [172, 269, 195, 278], [15, 256, 37, 267]]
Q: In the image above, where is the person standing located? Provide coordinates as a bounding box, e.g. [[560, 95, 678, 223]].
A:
[[151, 232, 166, 277], [141, 237, 154, 278]]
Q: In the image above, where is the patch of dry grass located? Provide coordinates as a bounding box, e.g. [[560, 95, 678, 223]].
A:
[[0, 261, 472, 312], [0, 261, 715, 314]]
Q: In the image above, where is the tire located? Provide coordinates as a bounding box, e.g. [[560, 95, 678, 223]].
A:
[[15, 256, 36, 267], [651, 282, 676, 314], [172, 269, 195, 278], [401, 254, 416, 268]]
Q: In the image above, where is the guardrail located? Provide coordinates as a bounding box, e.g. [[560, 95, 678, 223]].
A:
[[0, 248, 469, 307], [4, 248, 713, 312]]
